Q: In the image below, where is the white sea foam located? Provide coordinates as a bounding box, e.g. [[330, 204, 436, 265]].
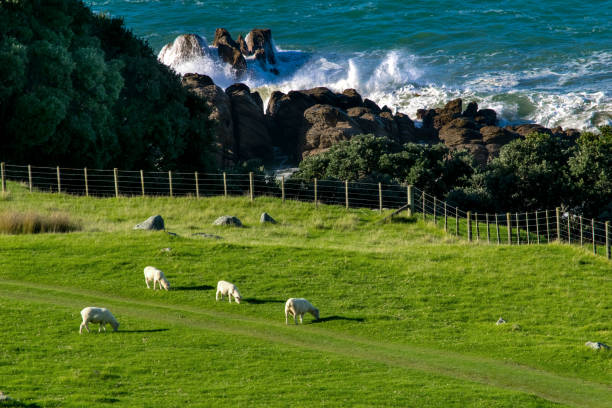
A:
[[159, 38, 611, 130]]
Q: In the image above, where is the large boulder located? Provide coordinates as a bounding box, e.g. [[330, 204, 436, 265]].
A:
[[213, 215, 242, 227], [134, 215, 165, 231], [182, 74, 235, 166], [301, 104, 363, 157], [266, 90, 317, 161], [338, 89, 364, 111], [480, 126, 518, 145], [508, 124, 552, 137], [438, 118, 482, 147], [158, 34, 208, 71], [394, 112, 417, 143], [226, 83, 272, 161], [300, 87, 339, 107], [212, 28, 247, 77], [245, 28, 277, 65], [347, 107, 389, 138], [474, 109, 497, 126], [433, 98, 463, 129]]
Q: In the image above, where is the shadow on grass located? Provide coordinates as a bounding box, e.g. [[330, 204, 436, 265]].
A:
[[244, 298, 285, 305], [173, 285, 214, 291], [311, 315, 365, 324], [118, 329, 169, 333], [0, 400, 41, 408], [390, 216, 417, 224]]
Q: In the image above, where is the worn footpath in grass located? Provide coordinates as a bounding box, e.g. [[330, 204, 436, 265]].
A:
[[0, 182, 610, 407]]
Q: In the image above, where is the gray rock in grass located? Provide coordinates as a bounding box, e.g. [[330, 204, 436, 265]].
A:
[[134, 215, 165, 231], [260, 212, 277, 224], [213, 215, 242, 227], [192, 233, 223, 239], [496, 317, 506, 325], [585, 341, 610, 350]]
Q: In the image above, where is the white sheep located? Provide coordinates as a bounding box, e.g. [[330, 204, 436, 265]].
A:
[[144, 266, 170, 290], [285, 298, 319, 325], [79, 307, 119, 334], [216, 280, 242, 304]]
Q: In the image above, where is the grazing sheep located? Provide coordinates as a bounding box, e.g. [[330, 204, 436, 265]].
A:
[[79, 307, 119, 334], [144, 266, 171, 290], [216, 280, 242, 304], [285, 298, 319, 325]]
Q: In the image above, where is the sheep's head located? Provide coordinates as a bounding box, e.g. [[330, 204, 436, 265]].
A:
[[161, 279, 170, 291], [234, 295, 241, 304], [111, 321, 119, 332], [312, 308, 320, 320]]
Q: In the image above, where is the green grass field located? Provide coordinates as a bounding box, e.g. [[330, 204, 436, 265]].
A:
[[0, 182, 610, 407]]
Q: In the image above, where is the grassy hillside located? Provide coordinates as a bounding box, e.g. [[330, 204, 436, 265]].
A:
[[0, 182, 610, 407]]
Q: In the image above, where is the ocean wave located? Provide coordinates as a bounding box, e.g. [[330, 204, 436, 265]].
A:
[[161, 39, 611, 130]]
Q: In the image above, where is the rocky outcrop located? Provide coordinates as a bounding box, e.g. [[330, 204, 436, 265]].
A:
[[176, 69, 578, 167], [182, 73, 235, 166], [158, 34, 208, 71], [226, 83, 272, 161], [212, 28, 247, 77]]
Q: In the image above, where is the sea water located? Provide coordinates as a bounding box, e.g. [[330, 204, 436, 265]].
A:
[[87, 0, 611, 130]]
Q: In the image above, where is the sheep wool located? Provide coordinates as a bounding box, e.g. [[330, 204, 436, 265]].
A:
[[285, 298, 320, 325], [216, 281, 242, 304], [79, 307, 119, 334], [144, 266, 171, 290]]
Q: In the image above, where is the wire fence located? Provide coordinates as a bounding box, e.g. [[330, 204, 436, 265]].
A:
[[1, 162, 610, 260]]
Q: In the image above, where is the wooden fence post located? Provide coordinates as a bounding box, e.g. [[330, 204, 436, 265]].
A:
[[56, 166, 61, 193], [486, 213, 490, 244], [556, 207, 561, 242], [282, 176, 286, 203], [455, 207, 459, 236], [378, 182, 382, 213], [606, 221, 610, 260], [345, 180, 349, 209], [168, 171, 173, 197], [140, 170, 145, 197], [422, 191, 425, 222], [407, 185, 414, 216], [223, 172, 228, 198], [195, 172, 199, 199], [113, 168, 119, 198], [545, 209, 550, 243], [28, 165, 32, 193], [507, 213, 512, 244], [475, 212, 479, 241], [0, 162, 5, 193], [314, 178, 318, 208], [433, 197, 437, 225], [535, 211, 540, 244], [567, 213, 571, 245], [249, 172, 254, 202], [84, 167, 89, 197], [515, 212, 520, 244], [580, 216, 584, 246], [592, 219, 596, 255], [495, 214, 500, 244], [444, 202, 448, 232], [467, 211, 472, 242], [525, 212, 529, 244]]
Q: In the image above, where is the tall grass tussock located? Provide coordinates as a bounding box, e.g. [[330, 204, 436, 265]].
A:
[[0, 211, 80, 234]]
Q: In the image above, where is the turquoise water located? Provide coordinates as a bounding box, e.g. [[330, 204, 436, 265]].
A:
[[88, 0, 612, 130]]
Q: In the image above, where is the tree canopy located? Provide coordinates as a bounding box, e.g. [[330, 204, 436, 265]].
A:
[[0, 0, 215, 171]]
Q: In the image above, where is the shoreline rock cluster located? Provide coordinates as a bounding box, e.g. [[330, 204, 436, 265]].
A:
[[163, 29, 580, 167]]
